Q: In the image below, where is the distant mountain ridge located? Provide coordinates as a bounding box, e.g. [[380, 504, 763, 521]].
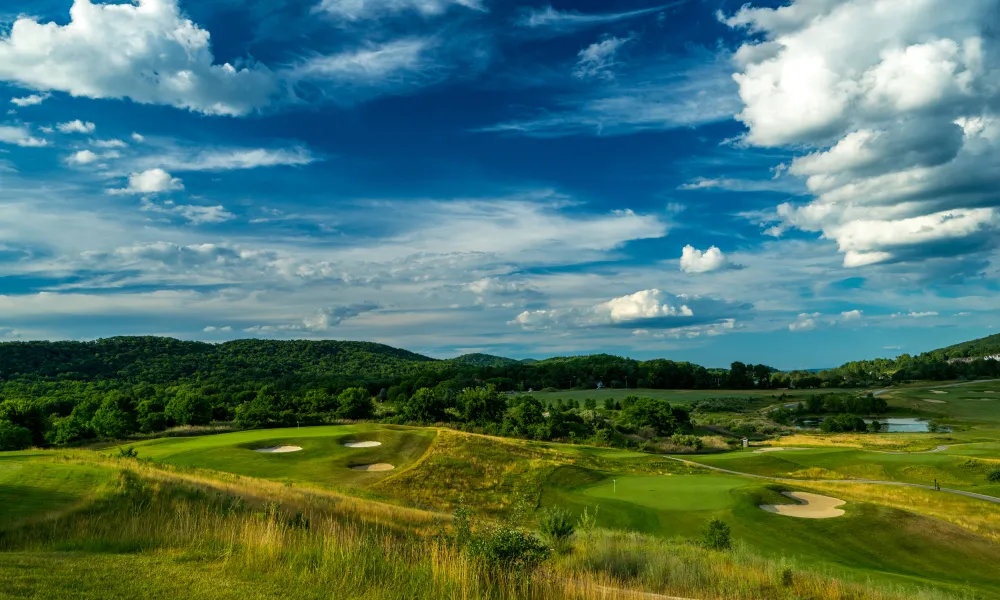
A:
[[448, 353, 522, 367]]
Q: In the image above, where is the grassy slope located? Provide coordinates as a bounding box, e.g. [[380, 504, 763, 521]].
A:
[[123, 424, 435, 491], [0, 458, 115, 525]]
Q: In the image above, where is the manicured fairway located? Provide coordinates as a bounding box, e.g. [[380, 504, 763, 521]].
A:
[[883, 380, 1000, 429], [539, 465, 1000, 597], [0, 458, 115, 526], [688, 445, 1000, 496], [125, 424, 435, 489]]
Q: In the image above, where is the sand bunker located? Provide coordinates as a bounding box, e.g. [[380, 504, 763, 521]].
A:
[[930, 390, 948, 394], [760, 492, 846, 519], [923, 399, 947, 404], [351, 463, 394, 471], [752, 447, 808, 453], [254, 446, 302, 453], [343, 441, 382, 448]]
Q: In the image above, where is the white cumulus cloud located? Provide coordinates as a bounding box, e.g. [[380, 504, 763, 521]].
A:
[[112, 169, 184, 194], [0, 0, 276, 117], [680, 245, 732, 273], [725, 0, 1000, 270]]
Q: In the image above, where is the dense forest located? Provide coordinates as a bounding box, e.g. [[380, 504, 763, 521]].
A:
[[0, 333, 996, 451]]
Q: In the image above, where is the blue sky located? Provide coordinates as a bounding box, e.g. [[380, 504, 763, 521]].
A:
[[0, 0, 998, 369]]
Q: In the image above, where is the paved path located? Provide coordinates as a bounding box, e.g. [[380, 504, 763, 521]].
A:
[[666, 457, 1000, 504], [872, 379, 1000, 396]]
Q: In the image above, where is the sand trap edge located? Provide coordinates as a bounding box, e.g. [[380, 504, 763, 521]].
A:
[[760, 491, 846, 519], [351, 463, 394, 472], [254, 446, 303, 453], [343, 441, 382, 448]]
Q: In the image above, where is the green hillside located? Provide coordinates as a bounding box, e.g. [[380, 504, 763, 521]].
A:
[[927, 333, 1000, 360], [447, 353, 521, 367], [0, 337, 438, 382]]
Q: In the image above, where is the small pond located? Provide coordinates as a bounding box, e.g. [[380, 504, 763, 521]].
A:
[[794, 417, 950, 433]]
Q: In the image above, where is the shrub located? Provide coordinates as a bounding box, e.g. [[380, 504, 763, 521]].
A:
[[538, 507, 575, 554], [117, 446, 139, 459], [0, 419, 32, 451], [702, 517, 731, 550], [987, 468, 1000, 483], [468, 523, 550, 572]]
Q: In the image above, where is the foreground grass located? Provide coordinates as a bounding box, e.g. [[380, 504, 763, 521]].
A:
[[0, 460, 968, 600]]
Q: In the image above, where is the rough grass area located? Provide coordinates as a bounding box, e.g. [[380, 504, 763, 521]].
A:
[[373, 430, 703, 515]]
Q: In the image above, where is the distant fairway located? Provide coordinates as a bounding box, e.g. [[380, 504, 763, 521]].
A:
[[689, 444, 1000, 496], [882, 380, 1000, 430], [526, 387, 831, 405], [125, 424, 435, 490]]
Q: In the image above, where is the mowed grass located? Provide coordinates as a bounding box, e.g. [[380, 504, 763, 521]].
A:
[[882, 380, 1000, 429], [0, 458, 115, 526], [539, 465, 1000, 597], [123, 424, 435, 490], [525, 387, 831, 406], [688, 445, 1000, 496]]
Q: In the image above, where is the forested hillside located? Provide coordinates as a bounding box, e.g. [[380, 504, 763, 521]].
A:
[[926, 333, 1000, 360]]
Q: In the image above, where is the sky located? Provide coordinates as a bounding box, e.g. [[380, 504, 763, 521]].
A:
[[0, 0, 998, 369]]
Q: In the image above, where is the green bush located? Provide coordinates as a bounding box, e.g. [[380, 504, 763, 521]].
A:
[[538, 507, 575, 554], [987, 468, 1000, 483], [702, 517, 731, 550], [468, 523, 550, 572], [0, 419, 32, 451]]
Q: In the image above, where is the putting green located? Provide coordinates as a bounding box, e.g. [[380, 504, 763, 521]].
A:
[[125, 425, 435, 490], [582, 474, 750, 511]]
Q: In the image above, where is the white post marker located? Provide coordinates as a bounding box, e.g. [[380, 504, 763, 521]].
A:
[[613, 479, 616, 493]]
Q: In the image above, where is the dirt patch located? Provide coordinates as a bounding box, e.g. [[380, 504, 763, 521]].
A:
[[254, 446, 302, 453], [752, 447, 808, 453], [351, 463, 394, 471], [923, 399, 947, 404], [760, 491, 846, 519], [343, 441, 382, 448]]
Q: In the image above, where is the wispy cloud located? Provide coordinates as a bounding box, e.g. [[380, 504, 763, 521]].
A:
[[478, 54, 738, 137], [315, 0, 483, 21], [517, 2, 684, 32], [10, 93, 49, 107], [0, 124, 48, 147], [574, 35, 635, 80]]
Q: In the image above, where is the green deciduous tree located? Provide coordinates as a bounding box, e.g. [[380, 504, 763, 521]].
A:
[[337, 387, 374, 419]]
